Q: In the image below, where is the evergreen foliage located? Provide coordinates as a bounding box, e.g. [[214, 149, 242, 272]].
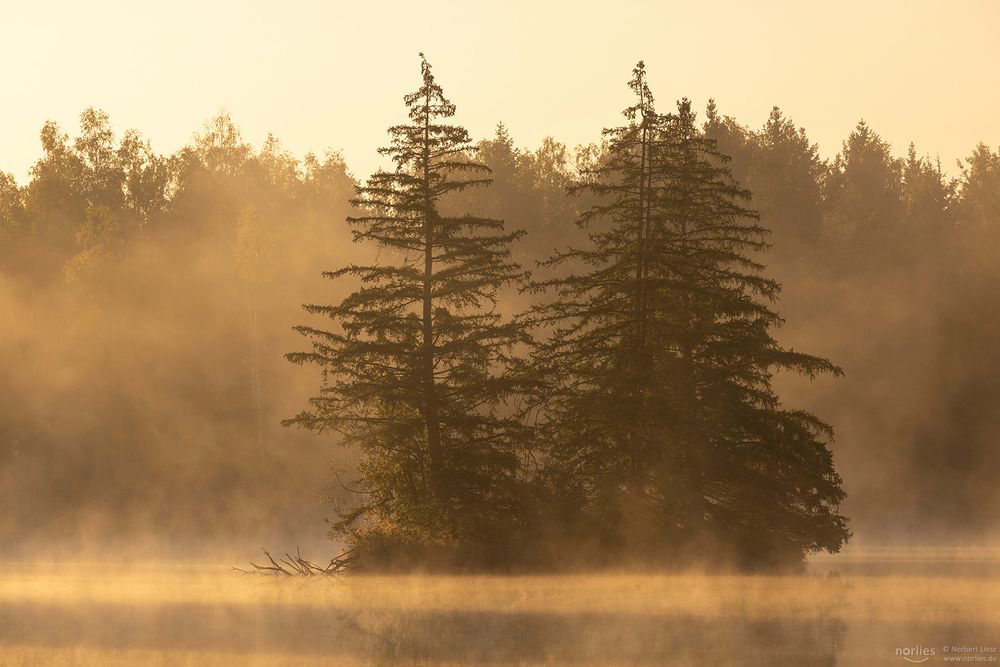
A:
[[5, 59, 1000, 564], [527, 63, 848, 568], [285, 56, 530, 567]]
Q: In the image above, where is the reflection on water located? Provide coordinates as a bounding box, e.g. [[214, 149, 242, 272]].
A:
[[0, 548, 998, 666], [1, 602, 847, 666]]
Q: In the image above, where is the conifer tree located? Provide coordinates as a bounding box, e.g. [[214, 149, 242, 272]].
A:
[[286, 55, 528, 565], [749, 107, 826, 255], [658, 99, 848, 565], [528, 61, 674, 548], [531, 63, 849, 566], [821, 121, 904, 268], [958, 143, 1000, 231]]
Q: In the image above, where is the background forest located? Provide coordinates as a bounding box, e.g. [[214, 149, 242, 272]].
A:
[[1, 86, 999, 558]]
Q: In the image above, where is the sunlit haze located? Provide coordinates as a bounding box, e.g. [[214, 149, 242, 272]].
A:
[[3, 0, 998, 181], [4, 2, 1000, 664]]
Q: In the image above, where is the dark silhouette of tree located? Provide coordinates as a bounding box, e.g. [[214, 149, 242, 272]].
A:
[[748, 107, 827, 258], [447, 124, 581, 266], [9, 110, 171, 285], [529, 63, 848, 567], [285, 55, 529, 567], [822, 121, 903, 268], [0, 172, 25, 369], [526, 62, 672, 556], [703, 99, 753, 186], [899, 145, 956, 260], [21, 120, 89, 276], [0, 173, 25, 268], [660, 100, 848, 566], [958, 143, 1000, 233]]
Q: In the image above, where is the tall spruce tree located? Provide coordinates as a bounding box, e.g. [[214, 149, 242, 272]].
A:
[[748, 107, 826, 256], [531, 62, 849, 567], [528, 62, 675, 552], [659, 99, 848, 566], [286, 55, 529, 567], [821, 121, 903, 269]]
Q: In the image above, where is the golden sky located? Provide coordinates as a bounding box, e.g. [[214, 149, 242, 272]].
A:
[[2, 0, 998, 180]]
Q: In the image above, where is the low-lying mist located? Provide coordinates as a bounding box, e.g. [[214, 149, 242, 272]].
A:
[[2, 549, 1000, 665], [1, 104, 999, 559]]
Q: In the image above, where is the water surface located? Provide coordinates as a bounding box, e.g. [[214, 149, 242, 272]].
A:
[[2, 548, 998, 665]]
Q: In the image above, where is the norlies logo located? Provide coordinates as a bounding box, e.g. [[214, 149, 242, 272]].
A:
[[897, 645, 936, 663]]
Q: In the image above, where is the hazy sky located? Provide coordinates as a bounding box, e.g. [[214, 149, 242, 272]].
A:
[[2, 0, 998, 182]]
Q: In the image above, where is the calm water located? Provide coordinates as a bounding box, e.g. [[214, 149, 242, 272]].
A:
[[1, 547, 999, 665]]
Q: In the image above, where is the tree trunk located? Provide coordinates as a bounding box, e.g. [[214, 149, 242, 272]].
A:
[[630, 109, 651, 496], [678, 167, 706, 537], [420, 91, 443, 479]]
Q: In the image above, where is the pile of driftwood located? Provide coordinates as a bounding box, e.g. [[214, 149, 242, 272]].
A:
[[235, 547, 353, 576]]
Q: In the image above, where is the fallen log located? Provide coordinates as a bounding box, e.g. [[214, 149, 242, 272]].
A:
[[234, 547, 354, 576]]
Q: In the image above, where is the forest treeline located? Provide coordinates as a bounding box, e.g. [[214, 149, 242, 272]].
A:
[[1, 58, 999, 562]]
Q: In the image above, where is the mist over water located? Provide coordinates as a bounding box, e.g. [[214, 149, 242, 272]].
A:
[[2, 548, 999, 665]]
